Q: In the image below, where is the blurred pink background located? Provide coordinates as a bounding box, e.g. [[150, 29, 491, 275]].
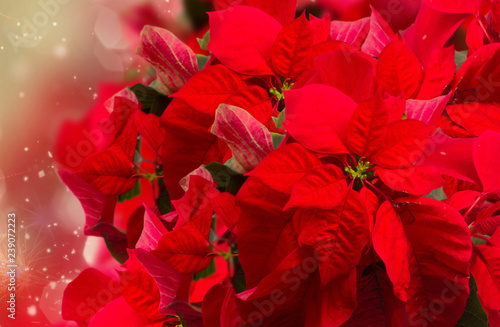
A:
[[0, 0, 185, 325]]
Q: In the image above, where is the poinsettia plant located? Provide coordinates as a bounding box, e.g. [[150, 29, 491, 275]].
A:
[[57, 0, 500, 326]]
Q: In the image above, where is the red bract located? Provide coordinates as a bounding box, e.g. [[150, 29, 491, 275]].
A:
[[211, 104, 274, 173], [330, 17, 370, 48], [471, 245, 500, 311], [134, 249, 184, 315], [152, 224, 212, 275], [306, 50, 374, 103], [373, 197, 472, 325], [161, 65, 243, 199], [284, 84, 357, 154], [377, 39, 424, 99], [76, 145, 138, 196], [58, 170, 116, 236], [59, 0, 500, 325], [361, 6, 397, 57], [208, 6, 282, 76], [284, 164, 348, 210], [271, 13, 314, 80], [137, 25, 198, 95], [135, 110, 164, 154], [117, 251, 164, 320]]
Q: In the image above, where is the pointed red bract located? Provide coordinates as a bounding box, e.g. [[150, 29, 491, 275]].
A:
[[160, 107, 223, 200], [285, 164, 348, 210], [76, 145, 138, 196], [103, 89, 140, 160], [135, 110, 164, 154], [308, 15, 330, 45], [117, 251, 163, 320], [361, 6, 397, 57], [246, 143, 321, 194], [223, 86, 273, 127], [134, 248, 183, 315], [236, 177, 298, 287], [211, 104, 273, 173], [373, 197, 472, 326], [136, 25, 198, 95], [403, 3, 469, 66], [377, 40, 424, 99], [271, 13, 313, 80], [284, 84, 357, 154], [307, 51, 374, 103], [347, 95, 389, 158], [172, 65, 246, 114], [330, 17, 370, 48], [136, 206, 169, 251], [209, 189, 240, 234], [377, 165, 445, 195], [153, 223, 212, 274], [416, 133, 480, 184], [416, 46, 456, 100], [172, 175, 214, 239], [451, 43, 500, 103], [294, 190, 371, 287], [448, 102, 500, 136], [58, 170, 116, 236], [373, 119, 430, 169], [406, 94, 451, 126], [208, 6, 282, 76]]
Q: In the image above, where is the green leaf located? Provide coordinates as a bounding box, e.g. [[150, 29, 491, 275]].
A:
[[226, 174, 247, 196], [271, 133, 285, 149], [91, 223, 129, 264], [129, 83, 172, 117], [204, 161, 247, 195], [156, 177, 172, 214], [148, 79, 162, 93], [193, 258, 216, 281], [456, 274, 488, 327], [272, 109, 286, 129], [117, 179, 141, 202], [196, 54, 210, 70], [197, 30, 210, 51], [472, 236, 489, 246], [232, 256, 246, 293], [455, 51, 468, 72], [204, 162, 240, 188], [424, 187, 447, 201]]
